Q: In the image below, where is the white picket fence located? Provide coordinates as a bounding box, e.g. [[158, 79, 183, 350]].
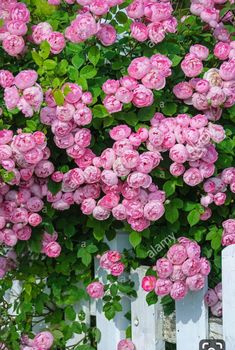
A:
[[4, 232, 235, 350]]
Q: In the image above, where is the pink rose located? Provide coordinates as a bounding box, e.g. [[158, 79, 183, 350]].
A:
[[103, 95, 122, 113], [132, 85, 153, 108], [207, 87, 226, 107], [62, 83, 82, 104], [96, 24, 116, 46], [192, 93, 209, 111], [102, 80, 120, 95], [3, 34, 25, 55], [32, 22, 53, 44], [170, 281, 188, 300], [142, 276, 157, 292], [150, 54, 172, 77], [0, 70, 14, 88], [182, 258, 201, 276], [120, 76, 138, 90], [156, 258, 173, 279], [43, 241, 61, 258], [110, 125, 131, 141], [93, 206, 110, 220], [115, 87, 133, 103], [142, 70, 166, 90], [186, 273, 205, 291], [170, 265, 185, 282], [219, 59, 235, 81], [215, 282, 222, 301], [4, 86, 20, 110], [214, 42, 231, 60], [183, 168, 203, 186], [200, 258, 211, 276], [14, 70, 38, 89], [110, 262, 125, 276], [211, 301, 222, 317], [28, 213, 42, 227], [82, 91, 93, 104], [222, 219, 235, 234], [169, 144, 188, 164], [128, 57, 151, 80], [33, 331, 54, 350], [204, 289, 218, 307], [86, 281, 104, 298], [130, 22, 148, 42], [127, 0, 144, 19], [214, 192, 226, 206], [143, 200, 165, 221], [173, 82, 193, 99], [190, 44, 209, 60], [181, 54, 203, 77], [167, 244, 187, 264], [144, 2, 173, 22], [195, 79, 210, 94], [147, 22, 165, 44], [155, 278, 173, 296], [170, 162, 185, 176], [117, 339, 135, 350]]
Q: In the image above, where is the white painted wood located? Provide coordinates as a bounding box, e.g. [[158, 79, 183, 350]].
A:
[[175, 278, 208, 350], [96, 231, 131, 350], [4, 280, 21, 315], [222, 245, 235, 350], [131, 266, 165, 350]]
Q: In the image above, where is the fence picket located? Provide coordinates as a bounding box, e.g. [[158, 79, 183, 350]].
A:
[[131, 266, 165, 350], [175, 277, 208, 350], [222, 245, 235, 350], [95, 231, 131, 350]]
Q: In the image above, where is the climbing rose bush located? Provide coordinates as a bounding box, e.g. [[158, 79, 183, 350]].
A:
[[0, 0, 235, 349]]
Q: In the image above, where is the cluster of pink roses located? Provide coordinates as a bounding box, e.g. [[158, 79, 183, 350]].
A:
[[200, 167, 235, 216], [127, 0, 177, 44], [40, 83, 93, 160], [221, 219, 235, 247], [174, 46, 235, 119], [142, 237, 210, 300], [20, 331, 54, 350], [0, 69, 43, 118], [204, 282, 222, 317], [45, 124, 165, 232], [0, 130, 55, 247], [41, 231, 62, 258], [98, 250, 125, 276], [190, 0, 232, 42], [148, 112, 225, 186], [103, 54, 172, 113], [0, 1, 30, 56], [31, 22, 65, 55], [0, 250, 16, 279], [214, 41, 235, 61], [117, 339, 135, 350], [65, 11, 118, 47]]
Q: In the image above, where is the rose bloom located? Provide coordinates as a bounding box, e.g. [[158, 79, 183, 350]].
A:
[[211, 301, 222, 317], [147, 22, 165, 44], [127, 0, 144, 19], [170, 265, 185, 282], [170, 281, 188, 300], [182, 258, 201, 277], [0, 70, 14, 88], [2, 34, 25, 56], [102, 79, 120, 94], [169, 144, 188, 164], [117, 339, 135, 350], [167, 244, 187, 265], [173, 82, 193, 99], [142, 70, 166, 90], [207, 87, 226, 108], [86, 281, 104, 298], [181, 54, 203, 77], [192, 93, 209, 111], [195, 79, 210, 94], [130, 22, 148, 42], [155, 278, 173, 296], [132, 85, 153, 108], [62, 82, 82, 104], [112, 204, 127, 221], [190, 44, 209, 60], [4, 86, 20, 110], [186, 273, 205, 291], [110, 262, 125, 276], [156, 258, 173, 279], [32, 22, 53, 44], [33, 331, 54, 350], [103, 95, 122, 113], [170, 162, 185, 176], [128, 57, 151, 80], [143, 200, 165, 221], [219, 59, 235, 81], [115, 87, 133, 103], [142, 275, 157, 291], [215, 282, 222, 301], [204, 289, 219, 307], [214, 42, 230, 60], [96, 24, 116, 46], [183, 168, 203, 186], [222, 219, 235, 234]]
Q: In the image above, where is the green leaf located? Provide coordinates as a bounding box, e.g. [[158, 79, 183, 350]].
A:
[[80, 65, 97, 79], [86, 244, 98, 254], [40, 41, 51, 59], [187, 209, 200, 227], [65, 306, 76, 321], [165, 204, 179, 224], [53, 90, 64, 106], [77, 248, 92, 266], [93, 105, 109, 118], [146, 290, 158, 305], [162, 102, 177, 116], [32, 51, 43, 66], [52, 330, 64, 341], [72, 54, 85, 69], [163, 180, 176, 197], [88, 46, 100, 66], [116, 12, 128, 24], [129, 231, 142, 248], [44, 59, 57, 70], [48, 179, 62, 195]]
